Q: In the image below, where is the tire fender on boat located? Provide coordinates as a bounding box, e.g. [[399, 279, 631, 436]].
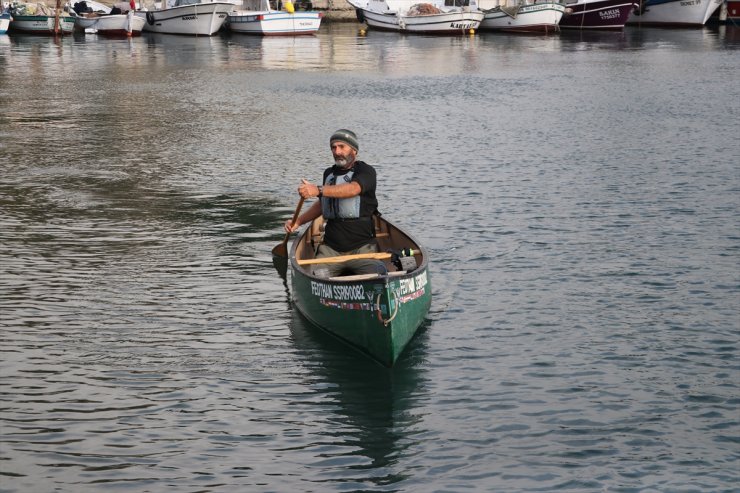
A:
[[146, 11, 155, 24], [355, 8, 365, 23]]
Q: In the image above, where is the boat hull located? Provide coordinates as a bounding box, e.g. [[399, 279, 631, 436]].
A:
[[480, 2, 565, 32], [95, 13, 146, 36], [227, 10, 322, 35], [727, 0, 740, 21], [559, 0, 636, 28], [0, 13, 10, 34], [355, 7, 483, 33], [289, 217, 431, 366], [74, 15, 100, 30], [137, 2, 234, 35], [9, 15, 75, 34], [627, 0, 722, 25]]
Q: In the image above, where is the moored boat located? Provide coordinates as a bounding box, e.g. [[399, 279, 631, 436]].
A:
[[94, 12, 146, 35], [0, 11, 11, 34], [289, 215, 431, 366], [8, 3, 75, 34], [348, 0, 484, 34], [559, 0, 636, 29], [136, 0, 235, 35], [627, 0, 722, 25], [226, 0, 322, 35], [479, 0, 565, 33], [9, 14, 75, 34], [717, 0, 739, 21]]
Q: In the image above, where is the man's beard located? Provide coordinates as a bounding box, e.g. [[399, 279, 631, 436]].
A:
[[334, 154, 355, 168]]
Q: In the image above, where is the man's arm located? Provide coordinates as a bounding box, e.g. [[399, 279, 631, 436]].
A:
[[285, 200, 322, 233], [299, 178, 361, 200]]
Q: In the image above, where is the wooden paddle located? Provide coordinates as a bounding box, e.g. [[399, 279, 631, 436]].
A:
[[296, 252, 392, 266], [272, 197, 305, 258]]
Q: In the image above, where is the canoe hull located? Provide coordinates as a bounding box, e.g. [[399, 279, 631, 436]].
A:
[[289, 216, 431, 366], [291, 266, 431, 367]]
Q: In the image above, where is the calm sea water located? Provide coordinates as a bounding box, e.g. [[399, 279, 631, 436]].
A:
[[1, 22, 738, 492]]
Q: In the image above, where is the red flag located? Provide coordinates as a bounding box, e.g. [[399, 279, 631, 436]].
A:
[[130, 0, 136, 9]]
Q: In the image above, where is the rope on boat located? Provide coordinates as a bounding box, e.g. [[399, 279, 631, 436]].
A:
[[376, 290, 399, 327]]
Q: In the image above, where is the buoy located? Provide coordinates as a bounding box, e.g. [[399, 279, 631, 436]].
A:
[[285, 0, 295, 13], [469, 28, 475, 34], [359, 28, 366, 35]]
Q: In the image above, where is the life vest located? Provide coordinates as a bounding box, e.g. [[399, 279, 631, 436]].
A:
[[321, 169, 361, 220]]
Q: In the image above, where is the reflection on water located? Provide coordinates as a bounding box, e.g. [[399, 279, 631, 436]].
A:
[[289, 312, 430, 487], [1, 21, 738, 492]]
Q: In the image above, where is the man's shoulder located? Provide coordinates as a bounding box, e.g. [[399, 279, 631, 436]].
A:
[[355, 161, 376, 173]]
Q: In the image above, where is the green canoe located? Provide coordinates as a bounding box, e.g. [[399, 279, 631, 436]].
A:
[[289, 215, 431, 367]]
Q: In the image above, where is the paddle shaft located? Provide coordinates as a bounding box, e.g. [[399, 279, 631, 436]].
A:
[[272, 197, 305, 258], [296, 252, 392, 266]]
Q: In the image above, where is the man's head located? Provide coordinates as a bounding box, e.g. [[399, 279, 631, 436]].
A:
[[330, 129, 359, 169]]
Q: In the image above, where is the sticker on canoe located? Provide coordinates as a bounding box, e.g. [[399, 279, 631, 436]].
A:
[[310, 271, 428, 311]]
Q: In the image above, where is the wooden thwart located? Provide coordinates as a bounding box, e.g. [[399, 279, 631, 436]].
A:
[[296, 252, 392, 266]]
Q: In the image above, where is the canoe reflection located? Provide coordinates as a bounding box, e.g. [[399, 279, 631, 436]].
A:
[[289, 310, 431, 476]]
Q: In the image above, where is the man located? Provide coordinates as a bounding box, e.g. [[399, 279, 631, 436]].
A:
[[284, 129, 383, 278]]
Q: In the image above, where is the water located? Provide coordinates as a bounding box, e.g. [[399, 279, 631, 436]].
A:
[[1, 23, 738, 492]]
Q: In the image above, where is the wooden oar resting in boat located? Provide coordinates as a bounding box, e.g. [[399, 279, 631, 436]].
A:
[[289, 214, 431, 366]]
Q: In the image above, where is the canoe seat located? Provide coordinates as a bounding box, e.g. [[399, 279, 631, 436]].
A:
[[329, 273, 380, 281], [327, 270, 406, 282]]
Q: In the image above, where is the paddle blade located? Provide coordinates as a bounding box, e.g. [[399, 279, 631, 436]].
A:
[[272, 241, 288, 258], [272, 254, 288, 280]]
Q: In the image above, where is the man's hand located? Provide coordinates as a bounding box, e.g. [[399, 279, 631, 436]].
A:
[[298, 178, 320, 199]]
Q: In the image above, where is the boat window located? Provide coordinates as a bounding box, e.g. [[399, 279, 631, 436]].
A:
[[444, 0, 472, 6]]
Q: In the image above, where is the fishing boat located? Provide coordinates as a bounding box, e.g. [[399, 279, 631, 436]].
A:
[[0, 11, 11, 34], [289, 215, 431, 366], [627, 0, 722, 25], [479, 0, 565, 33], [717, 0, 740, 21], [93, 12, 146, 35], [137, 0, 235, 35], [559, 0, 636, 29], [347, 0, 484, 34], [8, 3, 75, 34], [725, 0, 740, 22], [226, 0, 322, 34], [9, 14, 75, 33]]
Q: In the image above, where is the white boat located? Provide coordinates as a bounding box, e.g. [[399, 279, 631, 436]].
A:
[[9, 14, 76, 33], [1, 11, 11, 34], [70, 0, 111, 31], [137, 0, 235, 35], [347, 0, 484, 34], [86, 12, 146, 35], [479, 0, 565, 32], [227, 0, 322, 35], [8, 3, 75, 34], [627, 0, 722, 25]]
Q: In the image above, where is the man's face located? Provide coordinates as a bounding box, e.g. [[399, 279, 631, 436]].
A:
[[331, 142, 357, 168]]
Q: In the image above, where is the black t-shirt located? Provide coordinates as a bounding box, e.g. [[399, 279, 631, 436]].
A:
[[322, 160, 378, 252]]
